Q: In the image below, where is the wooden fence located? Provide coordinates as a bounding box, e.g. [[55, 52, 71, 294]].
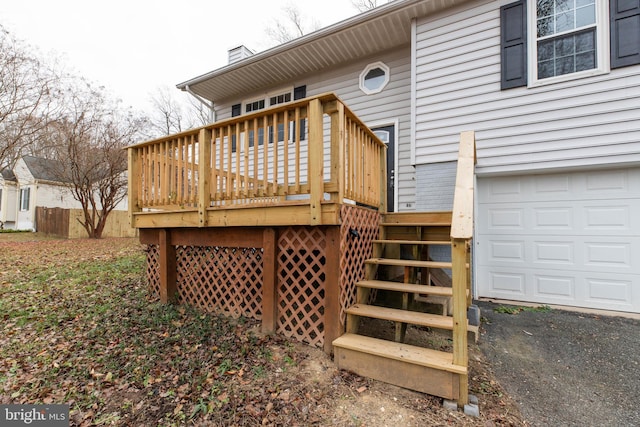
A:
[[36, 207, 137, 238]]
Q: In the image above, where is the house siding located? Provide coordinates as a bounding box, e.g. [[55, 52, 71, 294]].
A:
[[214, 47, 416, 211], [414, 0, 640, 174], [415, 161, 456, 212]]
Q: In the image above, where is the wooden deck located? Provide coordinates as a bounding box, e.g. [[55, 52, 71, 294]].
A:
[[127, 93, 387, 229], [127, 95, 477, 406]]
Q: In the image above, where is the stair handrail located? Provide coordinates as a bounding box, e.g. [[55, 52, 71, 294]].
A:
[[450, 130, 476, 407], [450, 131, 476, 240]]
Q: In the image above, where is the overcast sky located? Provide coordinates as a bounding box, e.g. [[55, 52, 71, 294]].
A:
[[1, 0, 361, 111]]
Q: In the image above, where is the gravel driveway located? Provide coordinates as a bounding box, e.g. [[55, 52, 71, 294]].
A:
[[477, 301, 640, 427]]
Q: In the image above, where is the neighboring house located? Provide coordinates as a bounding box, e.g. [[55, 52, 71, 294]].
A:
[[175, 0, 640, 313], [0, 169, 18, 229], [10, 155, 128, 232]]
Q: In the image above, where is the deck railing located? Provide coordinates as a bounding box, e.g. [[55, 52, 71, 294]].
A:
[[127, 93, 387, 226]]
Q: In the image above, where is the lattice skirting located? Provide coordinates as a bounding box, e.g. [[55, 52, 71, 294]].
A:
[[144, 206, 381, 348], [175, 246, 263, 319], [338, 205, 380, 327], [145, 244, 263, 319], [277, 227, 327, 348], [146, 245, 160, 301]]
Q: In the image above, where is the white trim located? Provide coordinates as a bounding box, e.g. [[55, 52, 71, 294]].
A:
[[527, 0, 610, 87], [410, 18, 417, 167], [359, 61, 390, 95], [369, 119, 400, 212]]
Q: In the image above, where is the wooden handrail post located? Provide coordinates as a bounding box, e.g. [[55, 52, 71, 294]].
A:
[[451, 237, 469, 406], [198, 128, 212, 227], [127, 148, 141, 228], [330, 102, 345, 203], [308, 98, 324, 226]]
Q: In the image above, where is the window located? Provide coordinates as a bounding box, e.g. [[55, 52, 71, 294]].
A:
[[19, 188, 30, 211], [230, 86, 307, 152], [501, 0, 640, 88], [359, 62, 390, 94], [535, 0, 599, 80], [245, 99, 265, 113]]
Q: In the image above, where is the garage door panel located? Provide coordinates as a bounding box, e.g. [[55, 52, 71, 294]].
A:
[[584, 205, 632, 230], [585, 275, 634, 308], [534, 241, 574, 265], [477, 168, 640, 313], [480, 267, 638, 311]]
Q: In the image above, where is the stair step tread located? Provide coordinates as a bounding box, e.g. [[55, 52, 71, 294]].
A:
[[373, 239, 451, 246], [365, 258, 454, 269], [381, 222, 451, 227], [357, 280, 453, 296], [333, 333, 466, 375], [346, 304, 455, 330]]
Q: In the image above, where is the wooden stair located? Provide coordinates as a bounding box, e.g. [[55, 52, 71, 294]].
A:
[[333, 211, 473, 403]]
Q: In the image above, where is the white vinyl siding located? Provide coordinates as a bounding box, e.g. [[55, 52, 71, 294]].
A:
[[215, 47, 415, 211], [414, 0, 640, 174]]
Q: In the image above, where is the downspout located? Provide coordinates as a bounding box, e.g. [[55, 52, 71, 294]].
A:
[[184, 85, 216, 123]]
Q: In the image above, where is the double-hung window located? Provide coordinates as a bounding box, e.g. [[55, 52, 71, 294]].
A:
[[501, 0, 640, 88], [19, 188, 30, 211], [534, 0, 603, 81]]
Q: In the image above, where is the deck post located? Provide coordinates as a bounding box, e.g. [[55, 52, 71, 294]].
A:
[[198, 128, 212, 227], [159, 229, 177, 304], [308, 98, 324, 226], [451, 238, 469, 406], [330, 102, 345, 203], [127, 148, 141, 228], [261, 227, 278, 334], [324, 225, 342, 354]]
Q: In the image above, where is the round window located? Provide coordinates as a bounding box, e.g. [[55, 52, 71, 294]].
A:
[[359, 62, 390, 95]]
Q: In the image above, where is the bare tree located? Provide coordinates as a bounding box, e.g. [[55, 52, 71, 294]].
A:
[[0, 26, 59, 171], [148, 86, 190, 136], [147, 86, 212, 138], [351, 0, 386, 12], [48, 81, 148, 238], [265, 4, 320, 45]]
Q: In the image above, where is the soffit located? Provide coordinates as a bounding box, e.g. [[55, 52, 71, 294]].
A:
[[178, 0, 468, 103]]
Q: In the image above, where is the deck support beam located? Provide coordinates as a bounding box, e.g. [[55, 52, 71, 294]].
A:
[[158, 229, 177, 304], [324, 226, 342, 354], [261, 228, 278, 334]]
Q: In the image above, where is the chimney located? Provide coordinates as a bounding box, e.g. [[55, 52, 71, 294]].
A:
[[228, 45, 255, 64]]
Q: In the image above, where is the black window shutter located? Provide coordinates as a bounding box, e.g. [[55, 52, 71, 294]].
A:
[[231, 104, 240, 151], [293, 85, 306, 100], [611, 0, 640, 69], [501, 0, 527, 89], [293, 85, 307, 140]]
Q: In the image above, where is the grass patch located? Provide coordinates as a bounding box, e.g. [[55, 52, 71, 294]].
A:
[[494, 304, 552, 314], [0, 237, 315, 426]]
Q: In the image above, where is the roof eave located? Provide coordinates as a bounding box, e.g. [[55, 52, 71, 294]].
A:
[[176, 0, 424, 91]]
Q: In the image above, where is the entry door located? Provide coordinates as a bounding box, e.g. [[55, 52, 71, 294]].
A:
[[372, 125, 395, 212]]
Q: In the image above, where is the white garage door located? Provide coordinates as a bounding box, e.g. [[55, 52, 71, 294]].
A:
[[477, 168, 640, 313]]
